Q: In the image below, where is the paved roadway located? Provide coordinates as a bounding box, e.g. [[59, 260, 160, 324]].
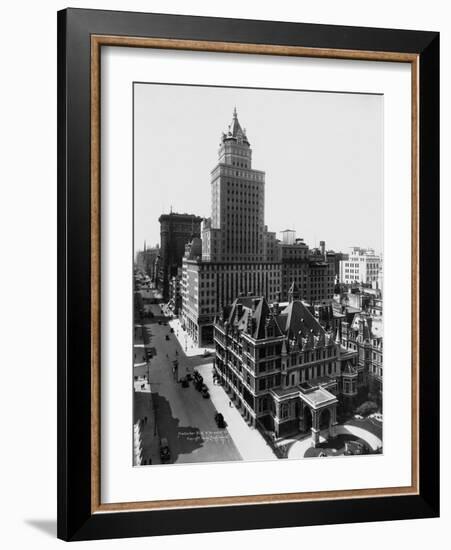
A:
[[135, 302, 242, 465]]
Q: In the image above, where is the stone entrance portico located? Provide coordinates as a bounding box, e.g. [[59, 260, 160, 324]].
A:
[[298, 384, 338, 447], [270, 382, 338, 447]]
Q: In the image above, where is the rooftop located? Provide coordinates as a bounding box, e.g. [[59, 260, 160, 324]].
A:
[[299, 387, 338, 409]]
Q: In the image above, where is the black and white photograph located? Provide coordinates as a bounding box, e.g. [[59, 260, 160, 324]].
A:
[[133, 83, 384, 466]]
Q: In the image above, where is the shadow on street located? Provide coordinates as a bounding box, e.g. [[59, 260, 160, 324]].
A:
[[152, 392, 204, 462]]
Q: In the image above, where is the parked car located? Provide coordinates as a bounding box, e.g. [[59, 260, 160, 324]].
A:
[[202, 349, 211, 357], [214, 412, 225, 428], [193, 370, 203, 383], [159, 438, 171, 463], [372, 413, 383, 422], [165, 334, 170, 341], [170, 327, 174, 333], [201, 385, 210, 399], [354, 414, 364, 420], [193, 370, 204, 391], [180, 376, 189, 388]]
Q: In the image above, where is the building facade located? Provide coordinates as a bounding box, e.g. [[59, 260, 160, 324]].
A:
[[339, 247, 382, 286], [168, 267, 183, 315], [135, 243, 159, 280], [182, 238, 282, 344], [157, 212, 203, 298], [338, 297, 383, 406], [213, 295, 358, 444]]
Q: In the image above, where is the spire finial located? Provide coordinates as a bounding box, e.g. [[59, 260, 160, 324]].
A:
[[233, 106, 237, 119]]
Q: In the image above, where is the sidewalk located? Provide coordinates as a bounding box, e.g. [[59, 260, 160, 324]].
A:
[[134, 322, 151, 366], [197, 364, 277, 462], [285, 434, 326, 459], [169, 318, 215, 358], [133, 317, 160, 466], [134, 376, 161, 466]]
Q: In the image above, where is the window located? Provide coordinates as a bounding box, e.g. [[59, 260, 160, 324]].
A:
[[281, 403, 289, 419]]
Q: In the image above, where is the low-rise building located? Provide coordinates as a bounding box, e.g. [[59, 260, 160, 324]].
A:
[[339, 247, 382, 286]]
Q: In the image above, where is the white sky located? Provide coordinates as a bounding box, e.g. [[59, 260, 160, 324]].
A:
[[134, 83, 383, 254]]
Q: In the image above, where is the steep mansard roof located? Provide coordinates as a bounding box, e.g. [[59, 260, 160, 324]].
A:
[[278, 300, 323, 339], [226, 296, 283, 340], [225, 296, 334, 350]]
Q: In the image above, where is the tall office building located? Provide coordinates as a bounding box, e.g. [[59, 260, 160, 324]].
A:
[[202, 107, 267, 263], [157, 212, 203, 298], [181, 109, 335, 345]]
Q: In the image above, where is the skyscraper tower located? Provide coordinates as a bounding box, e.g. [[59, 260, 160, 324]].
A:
[[205, 108, 266, 262], [182, 107, 334, 346]]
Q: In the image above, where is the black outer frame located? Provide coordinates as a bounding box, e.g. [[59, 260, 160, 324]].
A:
[[57, 8, 439, 542]]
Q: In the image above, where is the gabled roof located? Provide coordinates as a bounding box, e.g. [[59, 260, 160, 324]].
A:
[[224, 296, 335, 350]]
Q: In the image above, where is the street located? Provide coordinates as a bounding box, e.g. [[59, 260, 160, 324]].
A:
[[134, 301, 242, 465]]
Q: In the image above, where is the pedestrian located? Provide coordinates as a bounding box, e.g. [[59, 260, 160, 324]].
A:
[[229, 400, 232, 408]]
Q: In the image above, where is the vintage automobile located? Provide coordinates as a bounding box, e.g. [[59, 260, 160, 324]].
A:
[[193, 370, 203, 384], [214, 412, 225, 428], [180, 376, 189, 388], [201, 385, 210, 399], [159, 438, 171, 463], [165, 334, 170, 341]]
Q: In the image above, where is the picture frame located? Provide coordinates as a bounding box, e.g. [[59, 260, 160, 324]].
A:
[[57, 7, 439, 541]]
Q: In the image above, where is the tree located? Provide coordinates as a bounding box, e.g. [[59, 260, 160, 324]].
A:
[[356, 401, 378, 417]]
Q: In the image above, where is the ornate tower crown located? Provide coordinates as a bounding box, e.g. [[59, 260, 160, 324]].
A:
[[221, 107, 250, 146]]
